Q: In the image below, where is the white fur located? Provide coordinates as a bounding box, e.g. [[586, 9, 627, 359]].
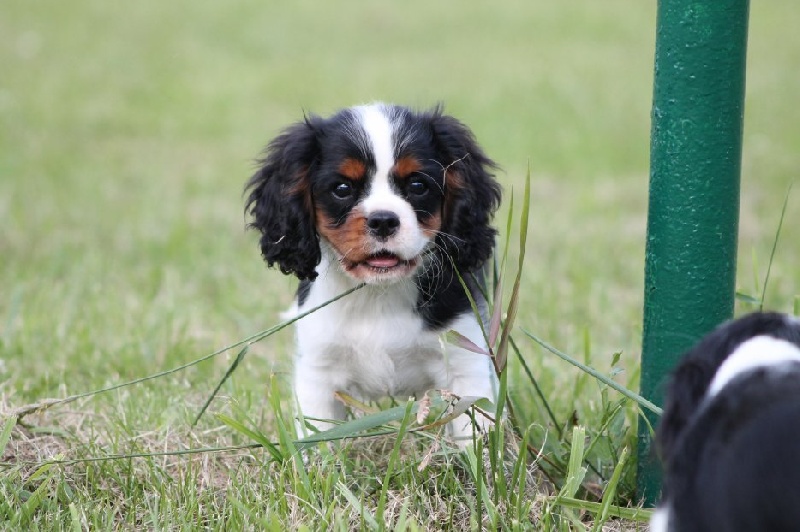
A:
[[292, 104, 498, 445], [293, 260, 497, 443], [355, 104, 428, 262], [355, 104, 395, 186], [707, 335, 800, 398], [649, 506, 671, 532]]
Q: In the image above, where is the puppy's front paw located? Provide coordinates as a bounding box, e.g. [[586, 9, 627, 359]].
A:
[[447, 408, 495, 449]]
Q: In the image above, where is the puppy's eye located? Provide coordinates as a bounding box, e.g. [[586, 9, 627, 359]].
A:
[[332, 182, 354, 200], [408, 179, 428, 196]]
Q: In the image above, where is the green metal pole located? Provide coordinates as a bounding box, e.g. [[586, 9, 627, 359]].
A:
[[637, 0, 750, 506]]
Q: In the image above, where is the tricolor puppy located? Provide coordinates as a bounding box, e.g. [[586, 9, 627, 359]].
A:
[[245, 103, 502, 444], [651, 312, 800, 532]]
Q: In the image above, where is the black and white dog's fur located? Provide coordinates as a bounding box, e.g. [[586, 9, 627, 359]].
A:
[[652, 312, 800, 532], [245, 103, 501, 444]]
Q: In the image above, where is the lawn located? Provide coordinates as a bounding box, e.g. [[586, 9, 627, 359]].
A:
[[1, 0, 799, 529]]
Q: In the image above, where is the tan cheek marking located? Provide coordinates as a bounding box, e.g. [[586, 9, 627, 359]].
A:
[[392, 157, 422, 179], [420, 210, 442, 238], [338, 158, 367, 181], [316, 207, 371, 263], [442, 169, 465, 223]]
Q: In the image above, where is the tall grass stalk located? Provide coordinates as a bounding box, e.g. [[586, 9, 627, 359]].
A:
[[759, 183, 794, 311]]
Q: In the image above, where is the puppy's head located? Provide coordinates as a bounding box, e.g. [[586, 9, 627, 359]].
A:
[[245, 103, 501, 283], [657, 312, 800, 461]]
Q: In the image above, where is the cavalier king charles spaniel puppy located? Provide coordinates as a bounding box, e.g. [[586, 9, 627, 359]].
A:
[[651, 312, 800, 532], [245, 103, 502, 445]]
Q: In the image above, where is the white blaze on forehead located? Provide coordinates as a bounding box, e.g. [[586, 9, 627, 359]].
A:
[[355, 104, 396, 198], [707, 335, 800, 397], [350, 103, 429, 260]]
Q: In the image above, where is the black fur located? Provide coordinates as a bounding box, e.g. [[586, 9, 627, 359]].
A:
[[245, 118, 323, 281], [665, 369, 800, 531], [296, 279, 312, 307], [655, 312, 800, 531], [427, 109, 501, 274], [416, 266, 489, 330], [657, 312, 800, 461], [244, 105, 501, 330]]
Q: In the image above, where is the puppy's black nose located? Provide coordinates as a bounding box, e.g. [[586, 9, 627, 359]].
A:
[[366, 210, 400, 238]]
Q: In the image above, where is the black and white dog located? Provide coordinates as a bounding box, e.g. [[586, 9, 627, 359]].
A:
[[245, 103, 501, 444], [652, 312, 800, 532]]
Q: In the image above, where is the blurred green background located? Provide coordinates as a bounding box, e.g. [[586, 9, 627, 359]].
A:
[[1, 0, 798, 416]]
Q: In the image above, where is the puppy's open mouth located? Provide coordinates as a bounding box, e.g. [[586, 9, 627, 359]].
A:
[[344, 252, 419, 277]]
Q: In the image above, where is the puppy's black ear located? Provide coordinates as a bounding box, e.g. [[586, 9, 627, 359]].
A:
[[430, 108, 502, 273], [245, 118, 322, 280]]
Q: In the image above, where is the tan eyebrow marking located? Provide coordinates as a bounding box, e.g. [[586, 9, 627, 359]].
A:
[[338, 158, 367, 180], [392, 157, 422, 179]]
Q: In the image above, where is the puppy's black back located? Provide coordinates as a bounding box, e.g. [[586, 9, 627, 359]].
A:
[[667, 368, 800, 532], [658, 312, 800, 461]]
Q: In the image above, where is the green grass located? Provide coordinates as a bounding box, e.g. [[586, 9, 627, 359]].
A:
[[2, 0, 800, 529]]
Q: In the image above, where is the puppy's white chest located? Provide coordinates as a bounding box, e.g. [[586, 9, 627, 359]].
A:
[[297, 303, 442, 398]]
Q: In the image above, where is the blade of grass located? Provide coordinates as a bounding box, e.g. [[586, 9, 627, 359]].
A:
[[0, 416, 15, 456], [192, 345, 249, 426], [292, 393, 485, 444], [3, 443, 264, 468], [560, 426, 587, 500], [580, 400, 625, 485], [510, 425, 533, 522], [591, 446, 629, 531], [487, 370, 508, 504], [495, 164, 531, 372], [751, 248, 761, 297], [376, 400, 416, 529], [760, 182, 793, 311], [19, 454, 62, 524], [452, 268, 492, 351], [267, 375, 316, 505], [554, 496, 652, 523], [444, 330, 490, 356], [463, 438, 499, 529], [294, 399, 421, 447], [333, 391, 381, 415], [510, 336, 562, 439], [452, 189, 516, 354], [487, 185, 516, 347], [227, 495, 273, 529], [488, 277, 504, 347], [69, 502, 81, 532], [735, 291, 761, 305], [521, 328, 662, 416], [337, 481, 379, 531], [8, 283, 365, 422], [214, 413, 283, 462], [549, 426, 588, 529]]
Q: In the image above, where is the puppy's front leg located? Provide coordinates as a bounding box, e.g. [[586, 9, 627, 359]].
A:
[[293, 362, 346, 438], [445, 348, 499, 446]]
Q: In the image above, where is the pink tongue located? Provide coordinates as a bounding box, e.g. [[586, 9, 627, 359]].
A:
[[366, 255, 400, 268]]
